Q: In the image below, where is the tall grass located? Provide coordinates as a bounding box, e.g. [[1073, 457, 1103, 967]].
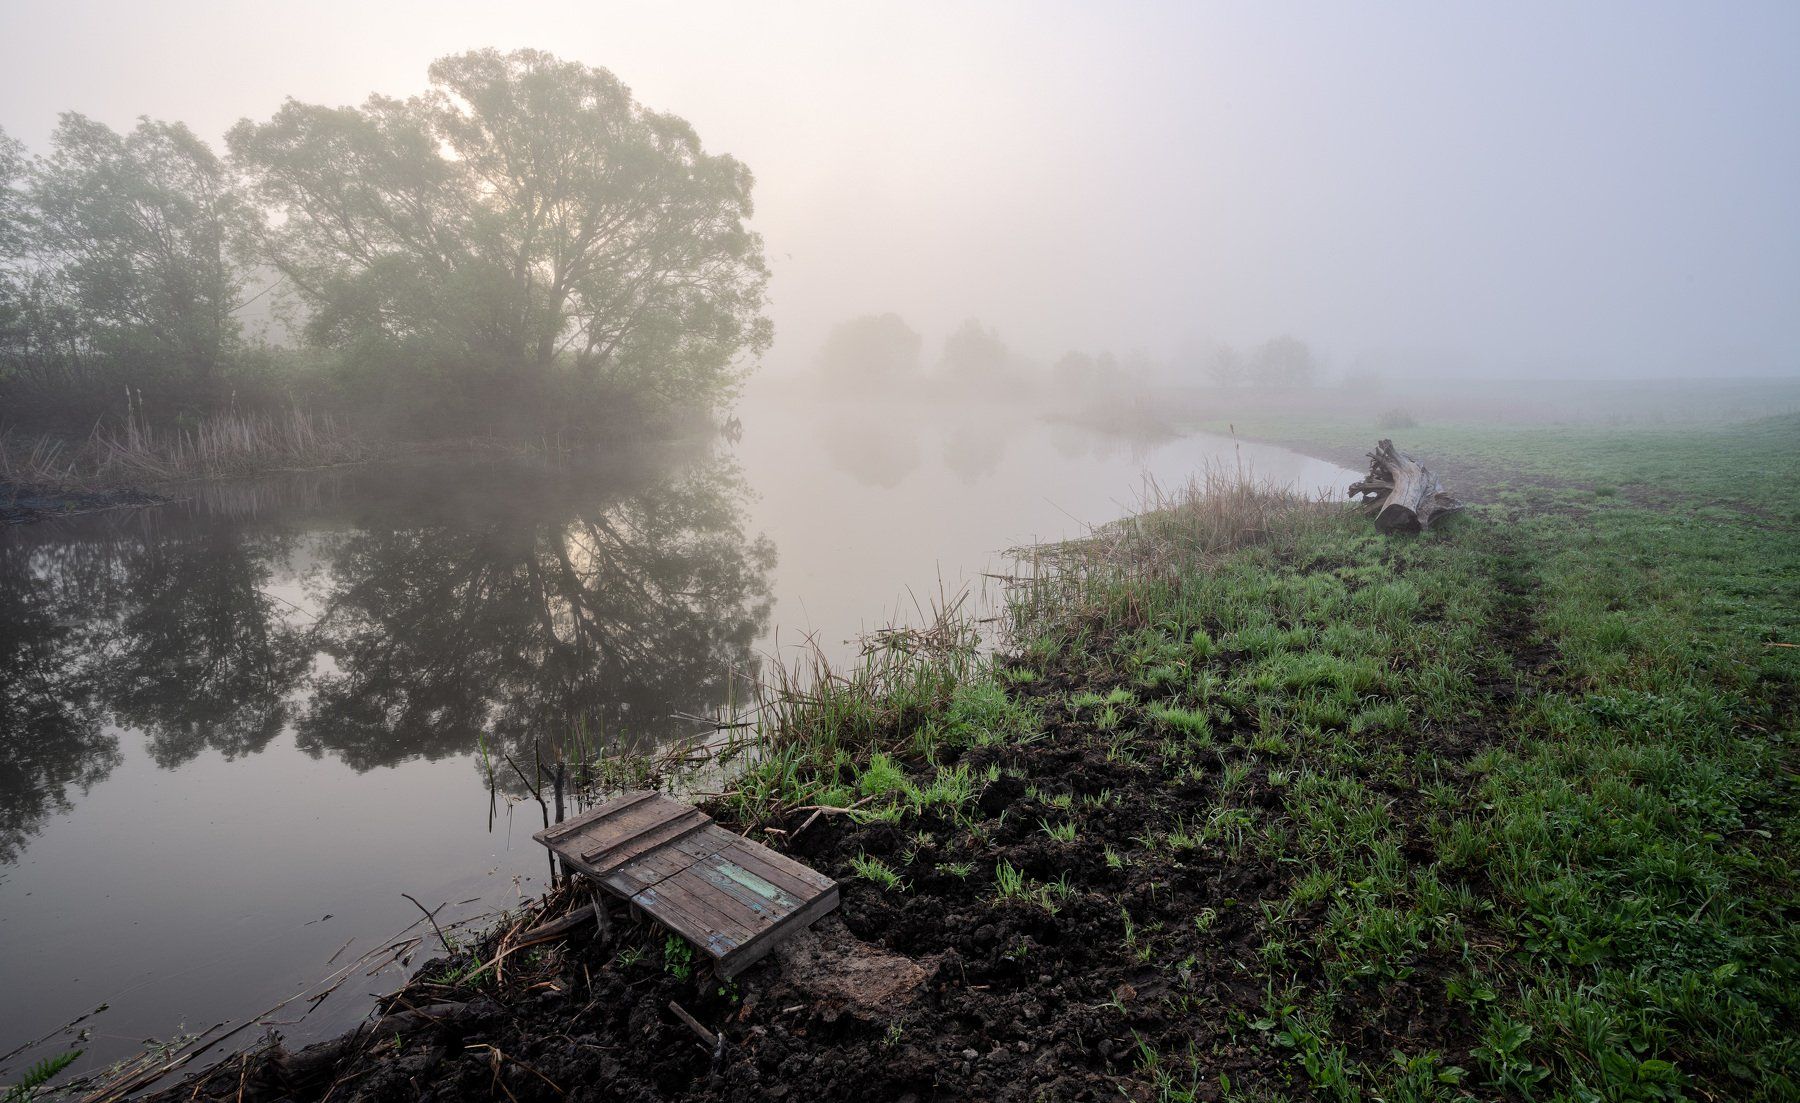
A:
[[723, 468, 1327, 820], [2, 396, 369, 488], [1006, 465, 1329, 642]]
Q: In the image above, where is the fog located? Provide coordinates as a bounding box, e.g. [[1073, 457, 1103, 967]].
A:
[[3, 0, 1796, 382]]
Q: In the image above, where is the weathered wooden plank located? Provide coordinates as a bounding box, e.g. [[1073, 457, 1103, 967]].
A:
[[717, 885, 841, 979], [640, 880, 749, 947], [536, 790, 656, 844], [691, 850, 803, 919], [568, 795, 690, 858], [602, 824, 738, 896], [666, 824, 745, 863], [532, 793, 839, 978], [646, 864, 779, 942], [713, 838, 837, 897], [579, 807, 708, 872], [632, 875, 763, 959]]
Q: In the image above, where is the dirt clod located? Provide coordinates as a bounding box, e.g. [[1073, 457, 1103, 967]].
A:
[[772, 916, 935, 1018]]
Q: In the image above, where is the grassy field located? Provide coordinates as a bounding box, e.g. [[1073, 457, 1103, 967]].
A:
[[720, 411, 1799, 1100], [150, 412, 1799, 1103]]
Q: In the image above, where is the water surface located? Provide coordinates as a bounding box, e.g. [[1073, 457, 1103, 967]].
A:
[[0, 388, 1351, 1077]]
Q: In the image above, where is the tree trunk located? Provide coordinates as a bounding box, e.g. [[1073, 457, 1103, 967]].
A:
[[1348, 439, 1463, 533]]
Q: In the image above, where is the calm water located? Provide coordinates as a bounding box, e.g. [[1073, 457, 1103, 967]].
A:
[[0, 387, 1351, 1078]]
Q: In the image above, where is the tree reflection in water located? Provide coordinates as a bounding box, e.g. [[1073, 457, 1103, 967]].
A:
[[0, 449, 775, 861], [0, 539, 122, 863], [298, 457, 774, 771], [101, 523, 310, 768]]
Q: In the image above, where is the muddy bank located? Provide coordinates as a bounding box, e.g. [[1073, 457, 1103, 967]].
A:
[[144, 632, 1471, 1103], [0, 483, 167, 524]]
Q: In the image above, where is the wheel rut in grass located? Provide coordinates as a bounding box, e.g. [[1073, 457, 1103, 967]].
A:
[[1429, 527, 1560, 767]]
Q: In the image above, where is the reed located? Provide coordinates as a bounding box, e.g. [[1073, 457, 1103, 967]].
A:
[[1005, 463, 1328, 642], [2, 393, 371, 488]]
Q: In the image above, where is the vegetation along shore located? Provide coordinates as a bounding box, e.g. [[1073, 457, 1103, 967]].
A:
[[1, 50, 768, 495], [102, 412, 1797, 1102]]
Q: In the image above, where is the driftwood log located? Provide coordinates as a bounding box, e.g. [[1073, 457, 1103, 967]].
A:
[[1348, 439, 1463, 533]]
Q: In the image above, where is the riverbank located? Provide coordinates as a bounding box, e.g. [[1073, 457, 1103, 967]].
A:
[[98, 414, 1800, 1101], [0, 392, 740, 524], [0, 483, 169, 524], [0, 425, 716, 526]]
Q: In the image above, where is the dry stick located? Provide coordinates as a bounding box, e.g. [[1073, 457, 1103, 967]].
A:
[[467, 1045, 523, 1103], [400, 893, 455, 955], [667, 1001, 718, 1050], [475, 908, 597, 979], [791, 809, 827, 840], [78, 908, 467, 1103], [502, 751, 550, 826], [789, 794, 879, 839], [0, 1002, 111, 1065], [467, 1044, 566, 1098], [233, 1048, 251, 1103], [533, 739, 542, 821]]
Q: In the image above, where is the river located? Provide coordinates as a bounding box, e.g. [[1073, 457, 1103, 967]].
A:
[[0, 385, 1352, 1080]]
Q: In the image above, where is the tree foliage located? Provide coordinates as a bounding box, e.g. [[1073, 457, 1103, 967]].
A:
[[1193, 337, 1317, 389], [1, 117, 254, 419], [1248, 335, 1317, 387], [28, 115, 251, 394], [938, 317, 1013, 389], [1, 50, 770, 438], [815, 313, 922, 390], [228, 49, 770, 419]]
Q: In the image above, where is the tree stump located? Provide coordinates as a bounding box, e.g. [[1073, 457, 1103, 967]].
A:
[[1348, 439, 1463, 533]]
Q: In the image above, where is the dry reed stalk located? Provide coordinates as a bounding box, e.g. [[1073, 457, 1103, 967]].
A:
[[5, 400, 368, 489]]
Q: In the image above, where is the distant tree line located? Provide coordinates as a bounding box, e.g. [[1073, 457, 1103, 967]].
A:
[[1195, 336, 1318, 389], [0, 49, 770, 439], [814, 313, 1319, 393]]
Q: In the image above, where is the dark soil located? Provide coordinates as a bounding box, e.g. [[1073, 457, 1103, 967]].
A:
[[150, 630, 1490, 1103]]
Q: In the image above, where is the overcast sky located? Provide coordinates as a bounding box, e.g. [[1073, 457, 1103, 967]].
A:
[[2, 1, 1795, 379]]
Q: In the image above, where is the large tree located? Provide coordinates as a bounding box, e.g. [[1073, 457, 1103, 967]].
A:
[[0, 128, 27, 265], [938, 317, 1012, 389], [26, 115, 251, 397], [1248, 335, 1317, 388], [0, 126, 38, 390], [815, 313, 922, 391], [228, 49, 770, 411]]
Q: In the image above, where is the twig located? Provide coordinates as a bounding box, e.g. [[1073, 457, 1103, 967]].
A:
[[667, 1001, 718, 1050], [789, 795, 877, 815], [401, 894, 455, 955], [466, 1044, 563, 1098], [503, 751, 550, 825]]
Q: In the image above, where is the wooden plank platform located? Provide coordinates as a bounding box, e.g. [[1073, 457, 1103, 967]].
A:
[[533, 791, 839, 978]]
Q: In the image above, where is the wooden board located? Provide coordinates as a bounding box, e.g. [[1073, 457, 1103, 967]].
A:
[[533, 792, 839, 978]]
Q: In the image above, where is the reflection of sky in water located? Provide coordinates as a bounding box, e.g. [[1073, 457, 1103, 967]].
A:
[[0, 392, 1352, 1078], [739, 386, 1353, 666]]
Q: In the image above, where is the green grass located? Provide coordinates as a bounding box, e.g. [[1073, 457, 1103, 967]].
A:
[[3, 1050, 82, 1103], [850, 852, 906, 891], [733, 412, 1799, 1100]]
